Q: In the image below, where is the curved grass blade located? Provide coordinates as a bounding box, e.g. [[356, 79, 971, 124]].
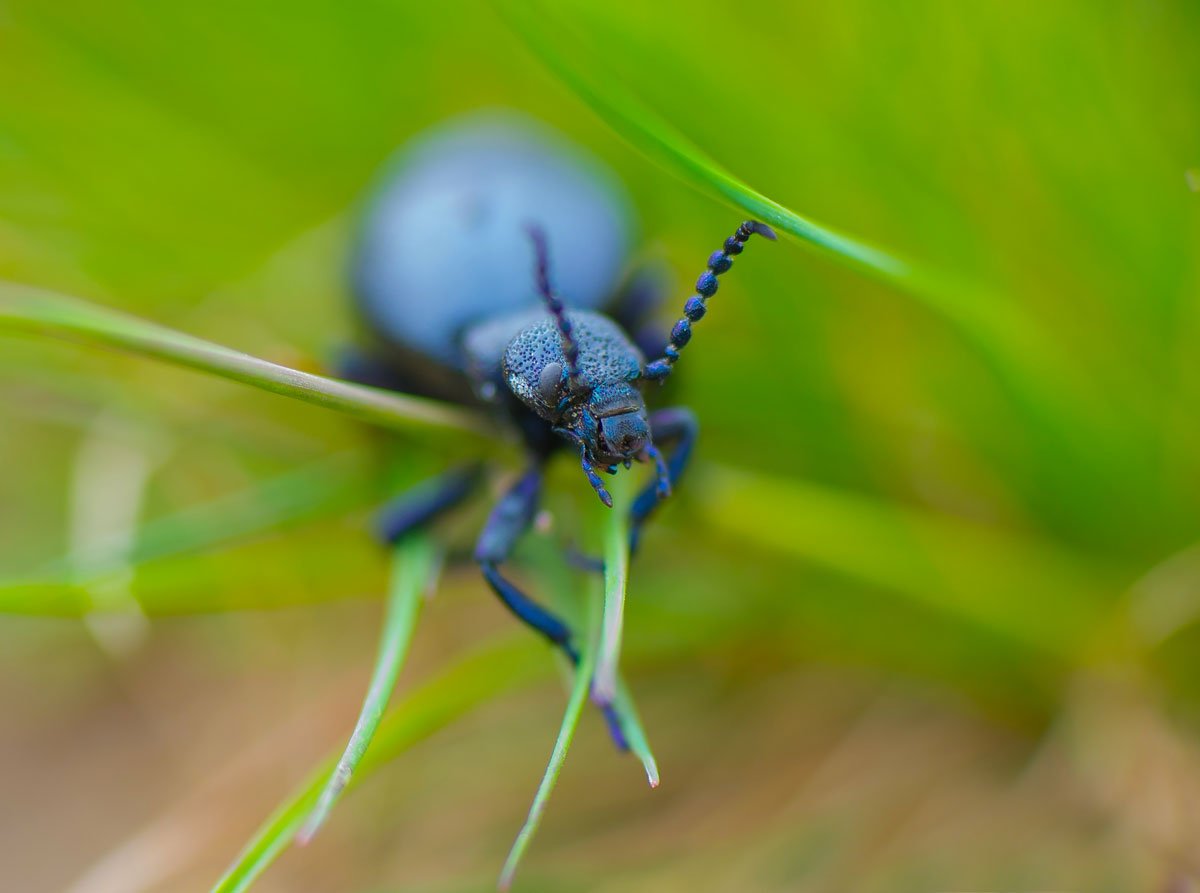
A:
[[211, 635, 546, 893], [499, 4, 1077, 399], [0, 282, 489, 439], [594, 475, 659, 787], [592, 469, 632, 705], [699, 463, 1112, 659], [296, 534, 439, 844], [498, 580, 601, 891], [612, 675, 659, 788], [507, 1, 906, 281], [526, 483, 659, 791]]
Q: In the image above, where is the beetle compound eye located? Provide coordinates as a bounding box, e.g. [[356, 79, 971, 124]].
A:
[[538, 361, 563, 403]]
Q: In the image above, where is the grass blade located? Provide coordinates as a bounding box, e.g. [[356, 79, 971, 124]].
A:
[[592, 470, 632, 705], [211, 635, 546, 893], [296, 534, 440, 844], [593, 475, 658, 787], [613, 675, 659, 788], [498, 580, 601, 891], [501, 9, 925, 295], [699, 463, 1113, 658], [528, 478, 660, 791], [0, 282, 489, 439]]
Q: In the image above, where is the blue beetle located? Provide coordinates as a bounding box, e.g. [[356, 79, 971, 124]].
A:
[[342, 112, 774, 744]]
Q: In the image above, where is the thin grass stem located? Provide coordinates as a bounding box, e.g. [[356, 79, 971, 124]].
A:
[[295, 534, 440, 845], [0, 283, 489, 439], [613, 676, 660, 788], [498, 579, 601, 890], [211, 635, 546, 893], [592, 470, 632, 705]]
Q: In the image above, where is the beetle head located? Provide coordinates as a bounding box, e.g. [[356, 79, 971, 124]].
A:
[[525, 222, 669, 507], [553, 382, 670, 509], [581, 383, 650, 465]]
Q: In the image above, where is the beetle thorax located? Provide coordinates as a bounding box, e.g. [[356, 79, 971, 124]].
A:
[[501, 310, 643, 422]]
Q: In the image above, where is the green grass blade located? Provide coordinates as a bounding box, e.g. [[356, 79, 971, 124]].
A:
[[595, 476, 658, 787], [296, 534, 440, 844], [699, 463, 1114, 658], [500, 4, 904, 280], [211, 635, 546, 893], [0, 282, 488, 439], [527, 477, 659, 791], [498, 581, 601, 891], [593, 470, 633, 705], [613, 675, 659, 788]]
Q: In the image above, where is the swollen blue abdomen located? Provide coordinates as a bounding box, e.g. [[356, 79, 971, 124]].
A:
[[351, 112, 634, 368]]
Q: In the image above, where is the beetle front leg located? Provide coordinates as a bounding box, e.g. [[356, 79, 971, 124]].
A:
[[630, 407, 698, 557], [475, 466, 629, 750]]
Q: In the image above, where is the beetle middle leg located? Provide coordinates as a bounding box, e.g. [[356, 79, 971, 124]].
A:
[[475, 465, 629, 749], [375, 464, 484, 545], [474, 467, 576, 655], [629, 407, 698, 556]]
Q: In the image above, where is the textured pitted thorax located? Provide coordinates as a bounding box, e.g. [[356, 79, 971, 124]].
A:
[[501, 310, 643, 420]]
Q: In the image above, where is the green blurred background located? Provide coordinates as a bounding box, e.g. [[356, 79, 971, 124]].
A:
[[2, 1, 1199, 890]]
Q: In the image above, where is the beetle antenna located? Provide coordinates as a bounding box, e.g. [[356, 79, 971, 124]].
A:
[[526, 224, 587, 396], [643, 220, 776, 382]]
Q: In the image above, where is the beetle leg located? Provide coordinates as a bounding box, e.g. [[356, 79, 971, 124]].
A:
[[475, 466, 628, 750], [629, 407, 698, 557], [375, 464, 484, 545], [475, 468, 570, 649]]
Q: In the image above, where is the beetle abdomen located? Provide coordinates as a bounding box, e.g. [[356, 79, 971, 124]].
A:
[[351, 111, 634, 369]]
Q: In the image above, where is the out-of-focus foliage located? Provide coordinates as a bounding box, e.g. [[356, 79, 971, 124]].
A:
[[2, 0, 1199, 890]]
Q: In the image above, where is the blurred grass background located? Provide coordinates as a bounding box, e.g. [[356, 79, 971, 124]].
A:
[[2, 0, 1199, 890]]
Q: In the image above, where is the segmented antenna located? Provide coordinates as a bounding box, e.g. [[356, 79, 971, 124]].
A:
[[526, 224, 587, 396], [643, 220, 777, 382]]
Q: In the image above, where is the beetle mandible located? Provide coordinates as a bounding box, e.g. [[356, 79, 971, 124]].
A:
[[343, 112, 774, 746]]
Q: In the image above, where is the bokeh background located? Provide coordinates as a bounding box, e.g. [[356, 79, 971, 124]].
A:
[[3, 1, 1200, 890]]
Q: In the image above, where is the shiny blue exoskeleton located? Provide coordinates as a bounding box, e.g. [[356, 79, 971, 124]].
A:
[[342, 112, 774, 747]]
